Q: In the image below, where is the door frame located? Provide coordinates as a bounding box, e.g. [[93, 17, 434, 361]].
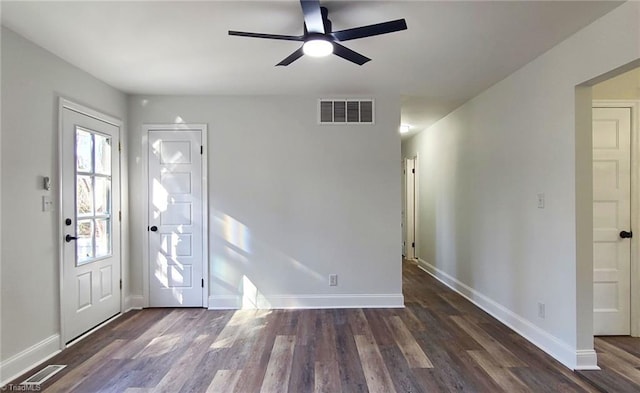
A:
[[141, 124, 209, 308], [404, 155, 418, 259], [593, 100, 640, 337], [58, 98, 124, 348]]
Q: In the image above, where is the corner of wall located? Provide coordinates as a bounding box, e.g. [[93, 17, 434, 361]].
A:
[[0, 335, 61, 386], [574, 86, 595, 353], [124, 296, 145, 312], [575, 350, 599, 370]]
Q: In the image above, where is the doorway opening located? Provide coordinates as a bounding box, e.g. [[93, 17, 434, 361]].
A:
[[142, 124, 209, 308], [59, 98, 123, 345], [404, 157, 417, 260], [591, 66, 640, 338]]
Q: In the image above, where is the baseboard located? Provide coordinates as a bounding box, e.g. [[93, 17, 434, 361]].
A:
[[208, 293, 404, 310], [575, 350, 600, 370], [125, 295, 145, 311], [416, 258, 598, 370], [208, 295, 241, 309], [0, 334, 61, 386]]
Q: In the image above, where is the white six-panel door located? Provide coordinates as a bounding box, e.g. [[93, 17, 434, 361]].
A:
[[593, 106, 632, 335], [148, 128, 205, 307], [61, 103, 121, 342]]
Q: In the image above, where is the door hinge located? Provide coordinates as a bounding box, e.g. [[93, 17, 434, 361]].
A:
[[201, 278, 204, 288], [412, 242, 415, 248], [119, 211, 122, 222], [119, 279, 122, 290], [200, 145, 203, 155], [412, 168, 415, 174], [118, 142, 122, 152]]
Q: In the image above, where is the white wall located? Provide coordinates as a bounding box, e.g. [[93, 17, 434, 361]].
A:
[[402, 1, 639, 370], [0, 27, 128, 382], [128, 95, 403, 309]]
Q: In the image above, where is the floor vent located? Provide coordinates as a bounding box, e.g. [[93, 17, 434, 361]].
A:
[[21, 365, 66, 386], [319, 99, 374, 124]]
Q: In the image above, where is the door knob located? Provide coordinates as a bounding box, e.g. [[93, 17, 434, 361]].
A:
[[65, 234, 78, 242], [620, 230, 633, 239], [150, 226, 158, 232]]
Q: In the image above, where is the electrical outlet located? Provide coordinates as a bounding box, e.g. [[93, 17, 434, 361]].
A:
[[537, 193, 545, 209], [329, 274, 338, 286], [538, 302, 545, 319]]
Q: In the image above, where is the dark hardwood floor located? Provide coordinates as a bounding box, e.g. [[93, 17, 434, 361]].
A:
[[4, 260, 639, 392], [577, 336, 640, 392]]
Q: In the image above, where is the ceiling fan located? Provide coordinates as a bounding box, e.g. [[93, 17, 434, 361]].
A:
[[228, 0, 408, 66]]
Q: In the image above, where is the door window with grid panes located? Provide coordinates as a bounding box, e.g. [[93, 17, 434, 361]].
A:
[[75, 127, 112, 265]]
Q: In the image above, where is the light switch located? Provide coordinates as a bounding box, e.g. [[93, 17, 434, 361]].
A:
[[537, 193, 545, 209], [42, 196, 54, 212]]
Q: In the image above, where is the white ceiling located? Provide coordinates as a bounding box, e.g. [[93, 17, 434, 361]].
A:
[[1, 0, 623, 136]]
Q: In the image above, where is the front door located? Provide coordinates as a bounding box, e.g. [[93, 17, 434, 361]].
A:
[[593, 106, 632, 335], [148, 128, 205, 307], [61, 103, 121, 342]]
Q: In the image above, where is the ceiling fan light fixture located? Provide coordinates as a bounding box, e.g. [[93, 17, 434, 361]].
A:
[[302, 38, 333, 57]]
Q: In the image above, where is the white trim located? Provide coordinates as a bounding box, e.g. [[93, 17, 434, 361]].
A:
[[593, 100, 640, 337], [201, 127, 209, 307], [413, 153, 419, 258], [0, 335, 61, 387], [142, 127, 150, 308], [124, 295, 145, 311], [65, 313, 122, 349], [416, 258, 598, 370], [59, 98, 121, 127], [208, 294, 404, 310], [404, 156, 418, 259], [575, 350, 600, 370], [142, 124, 209, 308], [208, 295, 242, 310], [401, 158, 406, 256], [58, 98, 124, 348]]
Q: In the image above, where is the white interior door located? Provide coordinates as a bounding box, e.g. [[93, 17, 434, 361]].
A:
[[402, 160, 406, 256], [148, 129, 205, 307], [593, 106, 632, 335], [62, 104, 121, 343], [405, 158, 416, 259]]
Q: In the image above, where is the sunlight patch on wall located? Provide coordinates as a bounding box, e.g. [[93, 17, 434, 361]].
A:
[[223, 214, 252, 254], [225, 245, 249, 264], [241, 275, 271, 309]]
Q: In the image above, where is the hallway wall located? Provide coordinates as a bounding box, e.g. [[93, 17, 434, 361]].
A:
[[402, 1, 640, 369]]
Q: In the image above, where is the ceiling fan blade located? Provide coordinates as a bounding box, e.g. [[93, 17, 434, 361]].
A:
[[300, 0, 325, 34], [332, 43, 371, 66], [276, 47, 305, 66], [332, 19, 407, 42], [229, 30, 304, 41]]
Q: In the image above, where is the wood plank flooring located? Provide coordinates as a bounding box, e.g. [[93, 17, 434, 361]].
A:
[[577, 336, 640, 392], [4, 260, 639, 392]]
